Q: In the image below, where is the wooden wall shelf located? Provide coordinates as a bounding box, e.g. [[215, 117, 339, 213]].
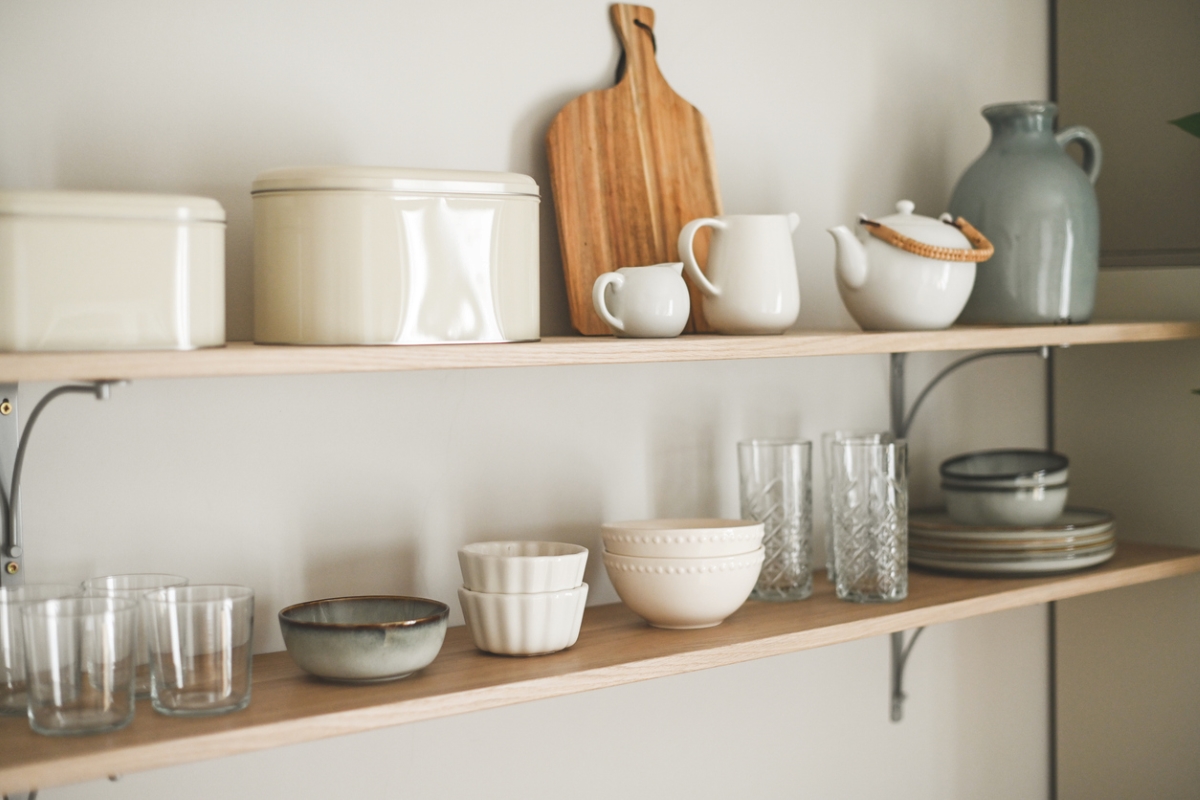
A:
[[3, 541, 1198, 794], [1, 321, 1198, 383]]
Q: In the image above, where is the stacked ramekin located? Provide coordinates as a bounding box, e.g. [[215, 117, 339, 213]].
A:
[[457, 542, 589, 656], [601, 519, 765, 630]]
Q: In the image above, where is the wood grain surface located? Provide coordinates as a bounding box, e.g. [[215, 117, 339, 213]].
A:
[[2, 541, 1198, 794], [546, 4, 723, 335], [0, 322, 1197, 383]]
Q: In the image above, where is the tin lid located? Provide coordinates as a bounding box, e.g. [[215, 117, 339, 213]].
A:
[[0, 190, 226, 222], [250, 166, 540, 197]]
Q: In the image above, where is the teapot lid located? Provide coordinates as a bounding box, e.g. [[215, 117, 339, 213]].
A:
[[866, 200, 971, 250]]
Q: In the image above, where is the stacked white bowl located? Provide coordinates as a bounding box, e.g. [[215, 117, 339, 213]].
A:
[[601, 519, 766, 630], [457, 542, 589, 656]]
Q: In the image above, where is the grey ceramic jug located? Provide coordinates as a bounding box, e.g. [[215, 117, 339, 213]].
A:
[[950, 101, 1101, 324]]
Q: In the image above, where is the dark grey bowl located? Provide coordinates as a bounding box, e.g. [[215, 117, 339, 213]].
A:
[[279, 596, 449, 683], [940, 449, 1068, 485]]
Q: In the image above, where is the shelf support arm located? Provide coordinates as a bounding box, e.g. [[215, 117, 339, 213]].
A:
[[1, 381, 122, 588], [891, 347, 1050, 440], [886, 346, 1053, 722], [890, 627, 924, 722]]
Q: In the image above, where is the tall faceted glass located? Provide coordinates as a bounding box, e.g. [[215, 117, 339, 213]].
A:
[[830, 438, 908, 603], [738, 439, 813, 601], [821, 431, 893, 582]]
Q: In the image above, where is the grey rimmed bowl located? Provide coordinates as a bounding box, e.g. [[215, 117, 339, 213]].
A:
[[279, 596, 449, 683], [940, 449, 1069, 526], [940, 449, 1068, 488]]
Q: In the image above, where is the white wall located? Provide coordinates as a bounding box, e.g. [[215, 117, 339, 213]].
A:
[[0, 1, 1054, 797]]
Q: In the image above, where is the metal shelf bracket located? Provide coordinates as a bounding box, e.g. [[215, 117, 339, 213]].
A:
[[890, 628, 924, 722], [1, 381, 123, 589], [890, 347, 1051, 439], [886, 346, 1055, 722], [1, 383, 20, 587]]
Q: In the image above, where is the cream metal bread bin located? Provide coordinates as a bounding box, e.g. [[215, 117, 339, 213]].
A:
[[0, 191, 225, 351], [252, 166, 540, 345]]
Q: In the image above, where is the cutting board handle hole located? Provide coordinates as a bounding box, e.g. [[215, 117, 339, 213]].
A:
[[614, 19, 657, 84]]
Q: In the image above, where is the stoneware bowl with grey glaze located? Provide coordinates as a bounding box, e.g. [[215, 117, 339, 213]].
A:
[[279, 596, 449, 683], [940, 449, 1069, 526], [940, 449, 1069, 489]]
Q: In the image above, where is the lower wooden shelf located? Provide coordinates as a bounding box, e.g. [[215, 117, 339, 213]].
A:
[[2, 540, 1198, 793]]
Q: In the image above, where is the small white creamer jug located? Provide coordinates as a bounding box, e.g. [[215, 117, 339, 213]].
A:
[[678, 214, 801, 335], [592, 263, 691, 338]]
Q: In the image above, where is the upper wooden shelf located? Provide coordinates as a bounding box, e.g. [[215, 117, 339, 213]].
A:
[[2, 540, 1198, 794], [1, 321, 1198, 383]]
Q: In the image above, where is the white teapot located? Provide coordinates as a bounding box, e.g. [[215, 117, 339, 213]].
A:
[[827, 200, 993, 331]]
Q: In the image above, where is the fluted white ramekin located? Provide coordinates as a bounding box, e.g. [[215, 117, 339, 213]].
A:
[[458, 583, 588, 656], [457, 541, 588, 594]]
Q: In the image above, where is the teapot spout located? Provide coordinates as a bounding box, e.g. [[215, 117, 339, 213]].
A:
[[827, 225, 868, 289]]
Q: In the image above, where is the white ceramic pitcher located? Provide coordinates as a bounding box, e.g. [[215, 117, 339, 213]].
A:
[[592, 263, 691, 338], [678, 214, 801, 335]]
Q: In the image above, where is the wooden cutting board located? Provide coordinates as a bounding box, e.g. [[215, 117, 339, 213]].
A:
[[547, 4, 723, 335]]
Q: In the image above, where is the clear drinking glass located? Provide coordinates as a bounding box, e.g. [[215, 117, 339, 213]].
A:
[[738, 439, 813, 601], [145, 585, 254, 717], [83, 573, 188, 697], [0, 584, 84, 715], [821, 431, 893, 582], [22, 596, 138, 736], [830, 438, 908, 603]]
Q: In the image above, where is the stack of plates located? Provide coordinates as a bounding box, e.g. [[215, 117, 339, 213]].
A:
[[909, 508, 1115, 575]]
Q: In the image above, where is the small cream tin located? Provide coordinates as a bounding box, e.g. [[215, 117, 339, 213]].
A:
[[0, 191, 226, 351], [251, 166, 540, 345]]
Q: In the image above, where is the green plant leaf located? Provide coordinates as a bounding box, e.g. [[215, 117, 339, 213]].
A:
[[1170, 112, 1200, 139]]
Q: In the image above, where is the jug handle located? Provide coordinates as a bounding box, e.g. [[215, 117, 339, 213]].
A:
[[1055, 126, 1102, 184], [592, 271, 626, 333], [678, 218, 724, 298]]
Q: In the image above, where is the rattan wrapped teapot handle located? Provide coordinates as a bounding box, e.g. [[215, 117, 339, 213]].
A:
[[859, 216, 994, 263]]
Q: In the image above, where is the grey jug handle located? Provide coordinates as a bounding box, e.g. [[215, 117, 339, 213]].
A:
[[1056, 125, 1102, 184]]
